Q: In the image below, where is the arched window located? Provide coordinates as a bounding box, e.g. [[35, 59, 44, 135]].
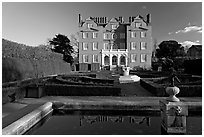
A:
[[112, 55, 118, 65], [104, 56, 110, 65], [120, 56, 126, 65]]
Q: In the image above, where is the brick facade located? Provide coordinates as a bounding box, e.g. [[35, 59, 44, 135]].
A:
[[78, 14, 153, 71]]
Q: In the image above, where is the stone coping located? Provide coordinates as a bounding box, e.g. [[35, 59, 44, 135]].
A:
[[2, 102, 53, 135], [2, 97, 201, 135]]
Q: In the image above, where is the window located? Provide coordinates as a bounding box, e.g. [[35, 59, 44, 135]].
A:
[[92, 32, 97, 38], [112, 43, 118, 50], [83, 55, 89, 63], [120, 43, 125, 49], [135, 22, 142, 28], [104, 33, 109, 39], [120, 33, 125, 39], [131, 42, 136, 50], [131, 31, 137, 38], [140, 42, 147, 50], [141, 54, 147, 63], [111, 33, 115, 39], [111, 24, 117, 30], [82, 32, 88, 39], [141, 32, 146, 38], [112, 56, 117, 65], [83, 43, 88, 50], [87, 23, 93, 28], [131, 54, 137, 63], [104, 43, 109, 50], [93, 54, 99, 63], [92, 42, 98, 50]]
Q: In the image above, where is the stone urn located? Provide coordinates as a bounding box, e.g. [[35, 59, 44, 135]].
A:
[[123, 67, 130, 76], [166, 86, 180, 102]]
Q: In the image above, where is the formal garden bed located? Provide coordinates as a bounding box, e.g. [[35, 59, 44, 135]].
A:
[[2, 71, 121, 104], [140, 75, 202, 97]]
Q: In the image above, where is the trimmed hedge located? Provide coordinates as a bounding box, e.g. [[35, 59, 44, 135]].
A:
[[43, 84, 121, 96], [140, 78, 202, 97], [183, 59, 202, 75]]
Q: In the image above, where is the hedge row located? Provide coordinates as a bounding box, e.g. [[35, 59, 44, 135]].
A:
[[140, 78, 202, 97], [43, 84, 121, 96]]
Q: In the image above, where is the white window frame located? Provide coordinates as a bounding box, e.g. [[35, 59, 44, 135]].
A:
[[131, 31, 136, 38], [83, 42, 88, 50], [131, 54, 137, 63], [92, 32, 97, 39], [104, 43, 109, 50], [135, 22, 142, 28], [111, 24, 117, 30], [141, 54, 147, 63], [141, 42, 147, 50], [93, 54, 99, 63], [87, 23, 93, 28], [83, 55, 89, 63], [131, 42, 136, 50], [82, 32, 88, 39], [141, 31, 146, 38], [92, 42, 98, 50], [104, 33, 109, 39]]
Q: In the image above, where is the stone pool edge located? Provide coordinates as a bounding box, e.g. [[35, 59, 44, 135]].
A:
[[2, 97, 202, 135], [2, 102, 53, 135]]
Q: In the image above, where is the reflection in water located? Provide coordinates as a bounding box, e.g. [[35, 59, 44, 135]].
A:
[[24, 110, 201, 135], [79, 115, 151, 127]]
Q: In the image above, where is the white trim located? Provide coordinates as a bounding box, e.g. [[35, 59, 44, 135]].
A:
[[141, 54, 147, 63], [92, 42, 98, 50], [140, 42, 147, 50], [131, 42, 136, 50], [131, 54, 137, 63], [83, 42, 88, 50], [93, 54, 99, 63], [92, 32, 97, 39], [83, 55, 89, 63]]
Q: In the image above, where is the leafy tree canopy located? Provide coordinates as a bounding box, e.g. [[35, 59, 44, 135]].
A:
[[49, 34, 74, 64], [155, 40, 186, 60]]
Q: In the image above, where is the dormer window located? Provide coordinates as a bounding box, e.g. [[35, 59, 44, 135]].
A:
[[135, 22, 142, 28], [87, 23, 93, 28], [111, 24, 117, 30]]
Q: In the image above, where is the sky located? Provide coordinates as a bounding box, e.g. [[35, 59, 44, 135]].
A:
[[2, 2, 202, 47]]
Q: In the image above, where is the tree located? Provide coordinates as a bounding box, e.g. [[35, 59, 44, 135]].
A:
[[155, 40, 186, 71], [49, 34, 74, 64], [155, 40, 186, 60]]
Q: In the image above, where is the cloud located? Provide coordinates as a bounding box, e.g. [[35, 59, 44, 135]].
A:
[[180, 40, 201, 48], [175, 25, 202, 34]]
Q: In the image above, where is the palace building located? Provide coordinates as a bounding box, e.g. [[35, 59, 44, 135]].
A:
[[78, 14, 153, 71]]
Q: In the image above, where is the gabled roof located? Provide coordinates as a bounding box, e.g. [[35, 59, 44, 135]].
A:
[[135, 15, 144, 20], [109, 17, 119, 23]]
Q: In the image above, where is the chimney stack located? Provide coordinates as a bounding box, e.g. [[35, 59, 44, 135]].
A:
[[129, 16, 132, 23], [78, 14, 82, 27], [147, 14, 151, 24], [118, 16, 124, 23]]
